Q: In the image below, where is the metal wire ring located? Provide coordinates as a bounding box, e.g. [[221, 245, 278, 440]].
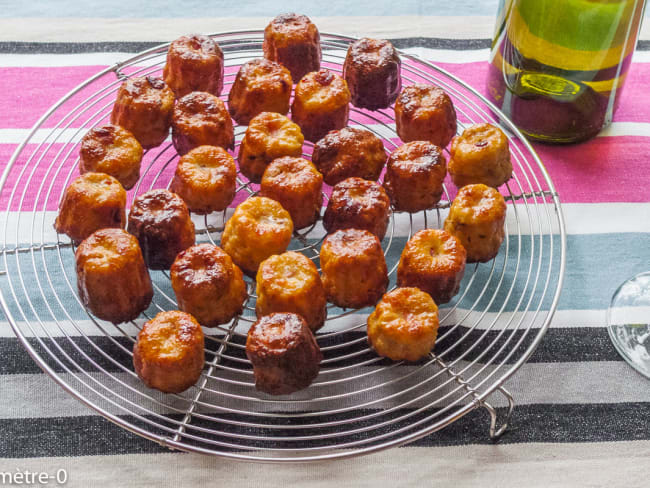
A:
[[0, 31, 566, 462]]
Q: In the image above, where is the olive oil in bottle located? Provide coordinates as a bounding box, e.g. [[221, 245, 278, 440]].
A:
[[487, 0, 646, 143]]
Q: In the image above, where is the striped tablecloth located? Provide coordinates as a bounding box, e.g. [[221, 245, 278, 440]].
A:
[[1, 2, 650, 486]]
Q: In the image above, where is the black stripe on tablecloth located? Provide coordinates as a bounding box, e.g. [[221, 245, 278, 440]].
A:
[[2, 39, 650, 54], [0, 327, 620, 375], [1, 402, 650, 457]]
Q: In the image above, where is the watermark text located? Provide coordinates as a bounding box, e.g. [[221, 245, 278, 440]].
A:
[[0, 468, 67, 485]]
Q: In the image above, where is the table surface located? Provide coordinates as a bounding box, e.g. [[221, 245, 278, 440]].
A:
[[1, 1, 649, 487]]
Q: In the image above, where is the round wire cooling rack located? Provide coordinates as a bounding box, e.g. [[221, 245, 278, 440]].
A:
[[0, 31, 566, 462]]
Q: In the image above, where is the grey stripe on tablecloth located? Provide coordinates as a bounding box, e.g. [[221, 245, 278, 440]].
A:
[[2, 403, 650, 458], [3, 361, 649, 420]]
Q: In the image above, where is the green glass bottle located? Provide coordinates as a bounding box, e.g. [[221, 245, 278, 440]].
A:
[[487, 0, 646, 143]]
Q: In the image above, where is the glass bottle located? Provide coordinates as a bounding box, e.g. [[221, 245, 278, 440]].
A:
[[487, 0, 646, 143]]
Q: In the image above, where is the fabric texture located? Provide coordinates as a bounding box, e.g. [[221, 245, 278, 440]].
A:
[[1, 2, 649, 486]]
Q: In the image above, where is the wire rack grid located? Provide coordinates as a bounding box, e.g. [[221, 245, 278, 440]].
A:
[[0, 31, 566, 462]]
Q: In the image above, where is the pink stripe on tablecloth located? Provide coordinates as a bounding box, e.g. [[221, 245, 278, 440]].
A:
[[0, 67, 106, 129], [3, 61, 650, 129], [2, 57, 649, 208], [1, 135, 647, 210], [532, 136, 650, 203]]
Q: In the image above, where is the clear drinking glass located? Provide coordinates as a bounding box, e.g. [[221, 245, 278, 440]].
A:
[[608, 272, 650, 378], [487, 0, 646, 143]]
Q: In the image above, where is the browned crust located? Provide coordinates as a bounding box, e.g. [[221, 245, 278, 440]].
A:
[[323, 177, 391, 240], [171, 243, 248, 327], [237, 112, 304, 183], [320, 228, 388, 309], [443, 183, 507, 263], [110, 76, 174, 149], [367, 287, 439, 362], [163, 34, 224, 98], [312, 127, 386, 186], [397, 229, 466, 304], [259, 156, 323, 230], [220, 196, 294, 276], [394, 84, 457, 148], [255, 251, 327, 332], [171, 91, 234, 155], [227, 58, 293, 125], [246, 312, 322, 395], [383, 141, 447, 213], [170, 145, 237, 214], [291, 69, 350, 143], [133, 310, 205, 393], [79, 124, 143, 190], [54, 172, 127, 245], [343, 37, 401, 110], [263, 13, 321, 82], [127, 189, 196, 270], [448, 123, 513, 188], [75, 228, 153, 324]]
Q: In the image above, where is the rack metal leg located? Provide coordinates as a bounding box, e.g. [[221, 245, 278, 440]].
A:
[[481, 386, 515, 440], [434, 355, 515, 441]]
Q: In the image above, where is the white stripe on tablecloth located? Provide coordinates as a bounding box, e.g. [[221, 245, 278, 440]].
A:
[[1, 361, 647, 419], [597, 121, 650, 137], [0, 48, 492, 67], [0, 52, 143, 67], [0, 202, 646, 248], [0, 441, 648, 488], [0, 16, 497, 42], [1, 16, 650, 43]]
